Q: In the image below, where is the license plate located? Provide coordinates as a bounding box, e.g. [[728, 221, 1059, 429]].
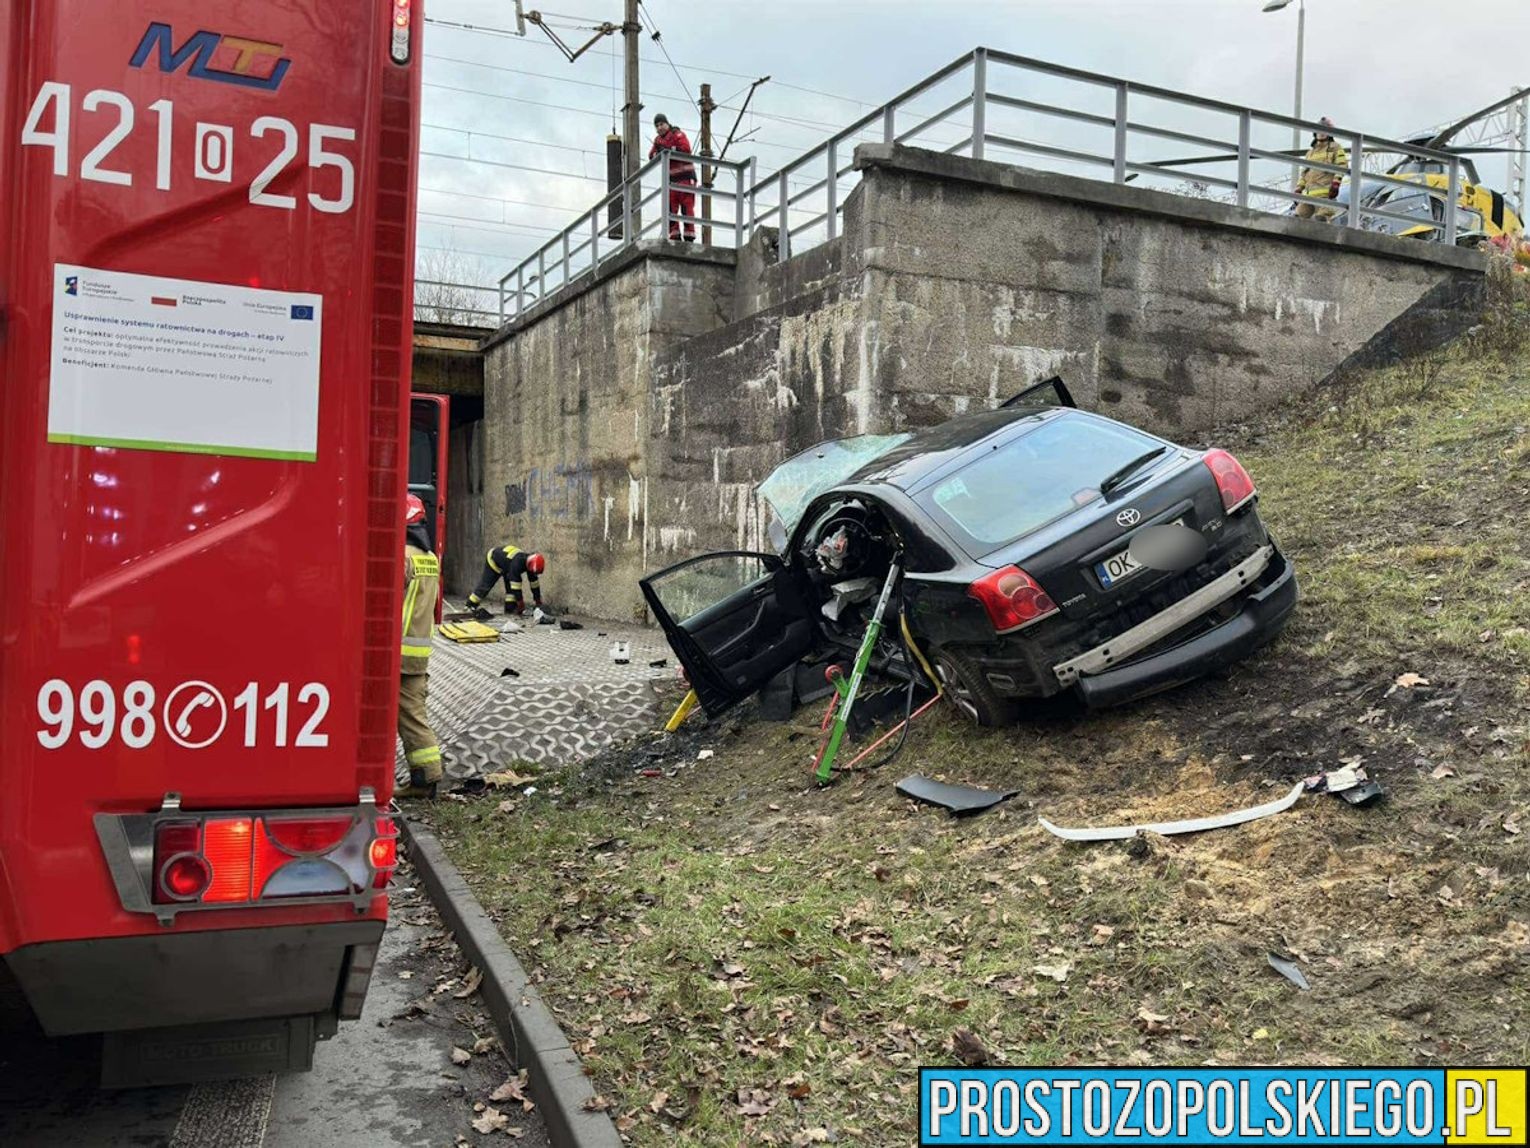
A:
[[1096, 518, 1183, 588]]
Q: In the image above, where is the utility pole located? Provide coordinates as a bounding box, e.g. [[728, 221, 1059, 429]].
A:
[[622, 0, 641, 181], [1515, 88, 1529, 218], [698, 82, 716, 246]]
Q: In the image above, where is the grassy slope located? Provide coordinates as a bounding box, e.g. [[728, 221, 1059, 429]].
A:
[[426, 339, 1529, 1147]]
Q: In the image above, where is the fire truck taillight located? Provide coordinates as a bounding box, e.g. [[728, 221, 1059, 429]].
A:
[[390, 0, 412, 63], [153, 821, 209, 902], [148, 811, 393, 906], [370, 816, 399, 890]]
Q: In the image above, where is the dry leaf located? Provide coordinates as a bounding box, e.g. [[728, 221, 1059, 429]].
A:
[[450, 1046, 473, 1065], [1136, 1007, 1173, 1036], [454, 967, 484, 999], [1394, 672, 1429, 689], [489, 1072, 530, 1106], [621, 1011, 652, 1025], [736, 1087, 774, 1117], [786, 1080, 813, 1100], [951, 1027, 990, 1067], [649, 1090, 669, 1113], [485, 770, 535, 788], [1429, 764, 1457, 780], [1031, 961, 1072, 983], [1089, 924, 1115, 945], [472, 1036, 497, 1055], [582, 1095, 613, 1113], [471, 1106, 509, 1134]]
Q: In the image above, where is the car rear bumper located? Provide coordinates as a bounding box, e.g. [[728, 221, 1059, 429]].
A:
[[2, 920, 382, 1036], [1070, 547, 1297, 708]]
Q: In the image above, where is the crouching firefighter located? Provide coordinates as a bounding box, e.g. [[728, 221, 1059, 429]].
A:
[[398, 494, 443, 799], [467, 543, 546, 616]]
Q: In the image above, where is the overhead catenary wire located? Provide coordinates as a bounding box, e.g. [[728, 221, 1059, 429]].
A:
[[424, 15, 874, 108], [419, 185, 591, 213], [422, 122, 608, 162], [421, 149, 608, 184], [424, 51, 693, 108], [636, 0, 697, 114]]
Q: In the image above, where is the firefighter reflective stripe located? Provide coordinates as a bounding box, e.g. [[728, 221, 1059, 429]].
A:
[[402, 542, 440, 675], [401, 576, 421, 633], [406, 745, 442, 766], [485, 544, 521, 574]]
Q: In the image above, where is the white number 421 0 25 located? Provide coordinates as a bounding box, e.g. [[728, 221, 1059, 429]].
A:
[[20, 82, 355, 214]]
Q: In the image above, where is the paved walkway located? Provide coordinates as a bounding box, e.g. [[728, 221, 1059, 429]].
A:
[[399, 607, 676, 782]]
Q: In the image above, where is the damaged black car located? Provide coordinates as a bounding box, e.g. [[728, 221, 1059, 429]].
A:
[[640, 380, 1297, 726]]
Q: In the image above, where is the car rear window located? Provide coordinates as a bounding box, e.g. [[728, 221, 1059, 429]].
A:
[[916, 415, 1164, 550]]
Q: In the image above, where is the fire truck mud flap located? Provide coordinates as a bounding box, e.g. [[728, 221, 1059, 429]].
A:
[[3, 921, 382, 1040]]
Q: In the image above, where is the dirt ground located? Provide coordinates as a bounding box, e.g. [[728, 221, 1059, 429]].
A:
[[424, 333, 1530, 1146]]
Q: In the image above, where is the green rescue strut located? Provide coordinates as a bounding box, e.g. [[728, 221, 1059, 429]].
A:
[[814, 561, 901, 785]]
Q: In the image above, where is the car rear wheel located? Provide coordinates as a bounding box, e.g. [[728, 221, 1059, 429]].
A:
[[933, 648, 1016, 727]]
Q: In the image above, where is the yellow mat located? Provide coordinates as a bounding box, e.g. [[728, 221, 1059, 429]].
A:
[[437, 621, 501, 644]]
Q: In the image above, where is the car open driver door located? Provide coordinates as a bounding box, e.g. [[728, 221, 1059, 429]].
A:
[[640, 550, 815, 716]]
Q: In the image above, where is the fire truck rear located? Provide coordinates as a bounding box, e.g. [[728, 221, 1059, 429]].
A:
[[0, 0, 421, 1084]]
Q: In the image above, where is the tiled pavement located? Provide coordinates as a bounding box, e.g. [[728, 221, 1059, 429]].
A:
[[396, 609, 678, 781]]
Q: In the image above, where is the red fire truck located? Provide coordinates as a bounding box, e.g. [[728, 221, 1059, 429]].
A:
[[0, 0, 421, 1084]]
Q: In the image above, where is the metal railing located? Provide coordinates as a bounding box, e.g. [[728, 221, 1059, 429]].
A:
[[755, 48, 1467, 262], [413, 278, 500, 328], [498, 151, 754, 320], [494, 48, 1469, 321]]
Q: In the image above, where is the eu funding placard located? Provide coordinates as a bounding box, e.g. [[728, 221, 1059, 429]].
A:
[[919, 1068, 1527, 1146], [48, 263, 322, 461]]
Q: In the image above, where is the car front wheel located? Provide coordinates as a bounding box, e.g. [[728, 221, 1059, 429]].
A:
[[933, 648, 1016, 727]]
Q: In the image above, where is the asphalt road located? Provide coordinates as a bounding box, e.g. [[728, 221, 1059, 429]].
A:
[[0, 871, 550, 1148]]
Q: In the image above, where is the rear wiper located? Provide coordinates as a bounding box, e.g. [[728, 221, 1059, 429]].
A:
[[1098, 446, 1168, 495]]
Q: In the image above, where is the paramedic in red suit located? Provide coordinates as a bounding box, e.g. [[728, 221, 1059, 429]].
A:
[[649, 113, 697, 242]]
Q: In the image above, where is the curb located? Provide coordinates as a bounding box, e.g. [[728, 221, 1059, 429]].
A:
[[401, 818, 623, 1148]]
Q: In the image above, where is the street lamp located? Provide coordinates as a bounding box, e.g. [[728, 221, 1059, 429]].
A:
[[1262, 0, 1306, 154]]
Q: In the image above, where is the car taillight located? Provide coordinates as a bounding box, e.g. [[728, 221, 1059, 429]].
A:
[[390, 0, 412, 63], [1203, 448, 1256, 513], [149, 810, 392, 906], [969, 565, 1058, 633]]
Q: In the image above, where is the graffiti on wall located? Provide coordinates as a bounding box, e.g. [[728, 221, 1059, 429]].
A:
[[505, 462, 595, 522]]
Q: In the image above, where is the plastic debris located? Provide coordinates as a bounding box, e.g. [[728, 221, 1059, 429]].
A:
[[1268, 951, 1310, 991], [896, 775, 1018, 816], [1039, 781, 1306, 841]]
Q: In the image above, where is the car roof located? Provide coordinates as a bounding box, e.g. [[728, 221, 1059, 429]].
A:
[[845, 406, 1071, 491]]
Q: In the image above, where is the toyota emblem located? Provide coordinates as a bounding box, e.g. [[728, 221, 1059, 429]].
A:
[[1116, 508, 1141, 527]]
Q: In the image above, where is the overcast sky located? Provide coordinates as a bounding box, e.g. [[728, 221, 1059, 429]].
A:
[[416, 0, 1530, 309]]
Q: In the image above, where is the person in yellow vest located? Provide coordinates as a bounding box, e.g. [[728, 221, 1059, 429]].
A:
[[1295, 117, 1348, 221], [398, 494, 443, 799], [466, 543, 546, 617]]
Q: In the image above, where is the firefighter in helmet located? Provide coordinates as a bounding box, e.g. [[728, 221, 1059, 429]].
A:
[[398, 494, 443, 799], [1295, 116, 1348, 221], [467, 543, 546, 617]]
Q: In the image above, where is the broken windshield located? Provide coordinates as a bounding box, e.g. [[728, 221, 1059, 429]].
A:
[[757, 434, 912, 543]]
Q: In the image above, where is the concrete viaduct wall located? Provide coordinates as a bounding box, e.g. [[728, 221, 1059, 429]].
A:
[[480, 143, 1486, 623]]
